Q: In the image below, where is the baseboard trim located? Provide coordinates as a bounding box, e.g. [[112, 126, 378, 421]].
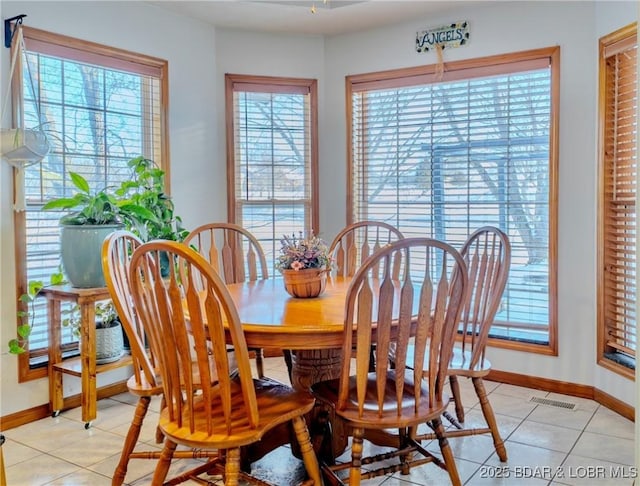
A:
[[1, 372, 635, 430], [593, 387, 635, 422], [0, 404, 51, 431], [487, 369, 634, 421], [0, 381, 129, 430]]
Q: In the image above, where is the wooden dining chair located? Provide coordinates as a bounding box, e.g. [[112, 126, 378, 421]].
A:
[[412, 226, 511, 462], [103, 231, 223, 486], [184, 222, 269, 378], [328, 220, 404, 278], [325, 221, 405, 373], [128, 240, 322, 486], [311, 238, 468, 486], [102, 231, 164, 486]]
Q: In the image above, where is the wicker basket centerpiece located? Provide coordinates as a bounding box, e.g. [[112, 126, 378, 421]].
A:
[[281, 267, 328, 298], [277, 232, 332, 299]]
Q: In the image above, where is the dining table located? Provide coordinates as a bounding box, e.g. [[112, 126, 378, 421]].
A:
[[223, 275, 352, 465], [225, 276, 351, 386]]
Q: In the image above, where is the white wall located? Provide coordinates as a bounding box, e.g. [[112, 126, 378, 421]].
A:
[[323, 1, 635, 405], [0, 1, 219, 415]]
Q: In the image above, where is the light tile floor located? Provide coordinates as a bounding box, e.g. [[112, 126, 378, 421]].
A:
[[3, 358, 636, 485]]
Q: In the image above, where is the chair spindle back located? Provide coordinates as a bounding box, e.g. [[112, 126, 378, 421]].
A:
[[183, 223, 268, 285], [338, 238, 468, 416], [329, 221, 404, 279], [458, 226, 511, 370], [102, 231, 157, 388], [129, 241, 259, 435]]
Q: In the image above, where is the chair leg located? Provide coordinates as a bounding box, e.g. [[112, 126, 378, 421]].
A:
[[254, 348, 265, 378], [398, 427, 411, 475], [292, 416, 323, 486], [349, 427, 364, 486], [112, 396, 151, 486], [432, 417, 462, 486], [151, 439, 176, 485], [156, 395, 166, 444], [224, 448, 241, 486], [449, 375, 465, 423], [473, 377, 507, 462]]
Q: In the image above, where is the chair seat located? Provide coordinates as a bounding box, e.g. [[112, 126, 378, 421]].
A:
[[312, 370, 450, 429], [126, 373, 163, 396], [159, 377, 316, 450]]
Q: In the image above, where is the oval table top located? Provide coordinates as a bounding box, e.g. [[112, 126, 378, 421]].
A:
[[224, 276, 351, 350]]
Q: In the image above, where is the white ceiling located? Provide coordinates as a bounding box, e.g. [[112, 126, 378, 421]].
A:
[[148, 0, 483, 36]]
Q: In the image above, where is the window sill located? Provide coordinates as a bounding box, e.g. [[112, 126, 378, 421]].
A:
[[598, 354, 635, 381]]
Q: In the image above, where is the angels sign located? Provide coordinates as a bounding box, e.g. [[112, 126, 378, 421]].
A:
[[416, 21, 470, 53]]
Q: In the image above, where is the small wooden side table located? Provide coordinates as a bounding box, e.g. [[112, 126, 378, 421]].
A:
[[40, 285, 132, 428]]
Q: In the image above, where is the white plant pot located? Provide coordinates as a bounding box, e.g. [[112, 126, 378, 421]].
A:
[[95, 321, 124, 364]]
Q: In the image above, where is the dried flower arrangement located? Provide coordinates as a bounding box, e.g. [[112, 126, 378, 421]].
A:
[[276, 232, 331, 272]]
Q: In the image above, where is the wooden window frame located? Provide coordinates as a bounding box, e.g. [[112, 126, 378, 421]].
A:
[[13, 26, 169, 382], [225, 73, 320, 238], [346, 47, 560, 356], [597, 22, 638, 380]]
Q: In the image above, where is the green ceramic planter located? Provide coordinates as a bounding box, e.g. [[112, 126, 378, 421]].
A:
[[60, 224, 123, 288]]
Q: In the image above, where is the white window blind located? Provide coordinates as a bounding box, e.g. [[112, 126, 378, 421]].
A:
[[226, 75, 318, 270], [599, 25, 638, 370], [349, 50, 558, 346], [16, 28, 166, 370]]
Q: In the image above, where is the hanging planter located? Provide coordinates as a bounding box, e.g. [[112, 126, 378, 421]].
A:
[[1, 22, 50, 169], [1, 20, 51, 210], [0, 127, 50, 168]]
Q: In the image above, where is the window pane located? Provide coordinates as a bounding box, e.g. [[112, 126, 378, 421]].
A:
[[229, 77, 317, 271], [242, 203, 308, 271], [351, 63, 554, 344], [599, 26, 637, 369], [18, 41, 165, 367]]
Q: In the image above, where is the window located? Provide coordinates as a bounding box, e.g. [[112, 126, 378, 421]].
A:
[[225, 74, 319, 270], [13, 27, 168, 381], [347, 47, 559, 352], [597, 23, 637, 379]]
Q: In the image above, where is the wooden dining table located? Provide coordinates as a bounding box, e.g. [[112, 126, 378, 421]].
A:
[[224, 276, 351, 389], [223, 275, 354, 464]]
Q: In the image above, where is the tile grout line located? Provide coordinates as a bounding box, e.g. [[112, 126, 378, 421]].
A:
[[545, 403, 601, 486]]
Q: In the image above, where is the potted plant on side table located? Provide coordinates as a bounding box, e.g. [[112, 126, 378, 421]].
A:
[[63, 301, 124, 364], [42, 171, 157, 288], [8, 156, 184, 355]]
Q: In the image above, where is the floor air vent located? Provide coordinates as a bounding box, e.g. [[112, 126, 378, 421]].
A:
[[529, 396, 577, 410]]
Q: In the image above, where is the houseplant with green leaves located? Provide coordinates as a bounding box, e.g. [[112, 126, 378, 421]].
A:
[[8, 270, 65, 354], [41, 170, 158, 288], [9, 155, 184, 354], [115, 156, 188, 276], [115, 156, 188, 243]]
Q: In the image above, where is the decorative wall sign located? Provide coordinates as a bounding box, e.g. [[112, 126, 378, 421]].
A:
[[416, 21, 470, 53]]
